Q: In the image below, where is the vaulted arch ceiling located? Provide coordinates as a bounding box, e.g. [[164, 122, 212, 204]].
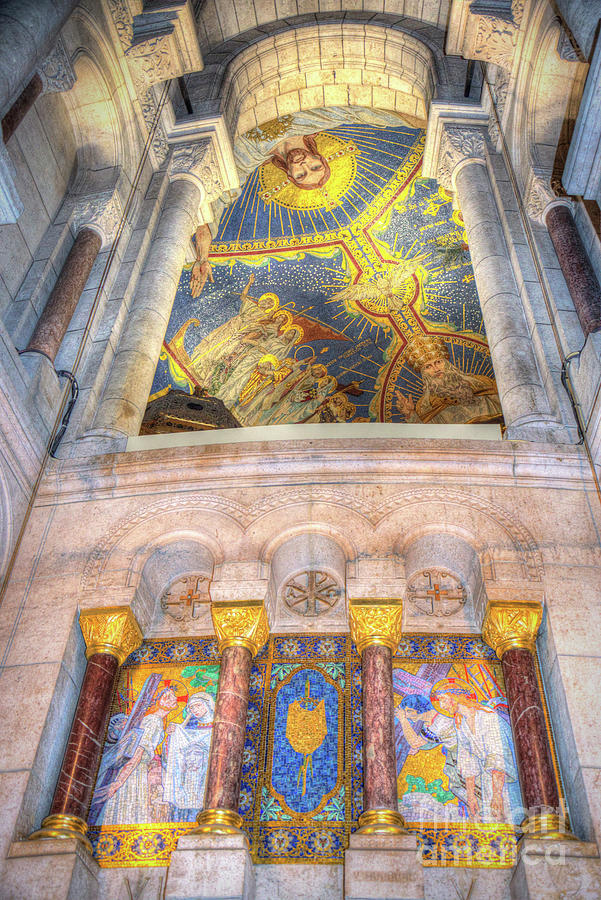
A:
[[180, 14, 459, 135], [194, 0, 452, 51]]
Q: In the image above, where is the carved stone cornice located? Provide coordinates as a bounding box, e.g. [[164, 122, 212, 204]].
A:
[[211, 601, 269, 657], [348, 598, 403, 654], [107, 0, 203, 166], [437, 125, 486, 192], [79, 605, 143, 665], [70, 189, 123, 247], [447, 0, 523, 71], [482, 599, 543, 658], [38, 38, 75, 94]]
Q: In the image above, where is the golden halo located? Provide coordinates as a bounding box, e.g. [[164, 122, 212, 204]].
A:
[[430, 678, 476, 716], [282, 324, 304, 344], [259, 133, 359, 211], [257, 292, 280, 313], [258, 353, 279, 366]]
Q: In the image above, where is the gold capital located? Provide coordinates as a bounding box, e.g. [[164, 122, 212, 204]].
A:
[[482, 599, 543, 659], [79, 606, 143, 666], [348, 598, 403, 654], [211, 601, 269, 658]]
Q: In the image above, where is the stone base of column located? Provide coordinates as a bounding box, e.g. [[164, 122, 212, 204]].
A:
[[165, 833, 255, 900], [344, 833, 424, 900], [3, 837, 99, 900], [19, 350, 63, 435], [504, 418, 571, 444], [510, 838, 601, 899]]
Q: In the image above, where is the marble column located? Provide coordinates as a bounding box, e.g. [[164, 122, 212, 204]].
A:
[[545, 203, 601, 336], [349, 599, 405, 834], [93, 140, 217, 440], [483, 599, 567, 838], [2, 73, 42, 142], [0, 0, 77, 119], [29, 606, 142, 848], [437, 125, 558, 440], [195, 601, 269, 836], [25, 227, 102, 362]]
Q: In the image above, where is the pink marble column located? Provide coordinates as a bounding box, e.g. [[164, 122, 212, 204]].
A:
[[361, 643, 399, 818], [29, 606, 141, 848], [197, 644, 252, 832], [26, 227, 102, 362], [501, 647, 561, 831], [2, 73, 42, 142], [545, 203, 601, 335]]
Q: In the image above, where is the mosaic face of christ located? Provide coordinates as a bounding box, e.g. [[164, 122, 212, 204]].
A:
[[270, 134, 331, 189]]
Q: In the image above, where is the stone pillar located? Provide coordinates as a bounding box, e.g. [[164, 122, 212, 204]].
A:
[[482, 599, 565, 837], [165, 601, 268, 900], [348, 599, 405, 834], [0, 1, 77, 119], [436, 125, 559, 440], [2, 74, 43, 143], [92, 141, 218, 441], [29, 606, 142, 846], [345, 599, 423, 900], [2, 37, 75, 144], [25, 228, 102, 363], [525, 174, 601, 338]]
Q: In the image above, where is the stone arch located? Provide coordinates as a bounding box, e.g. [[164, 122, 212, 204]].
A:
[[512, 0, 586, 185], [183, 16, 456, 137], [62, 7, 142, 197], [195, 2, 451, 51], [372, 487, 544, 582], [0, 462, 12, 581]]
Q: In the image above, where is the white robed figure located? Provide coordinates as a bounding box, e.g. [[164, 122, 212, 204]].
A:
[[163, 692, 216, 821]]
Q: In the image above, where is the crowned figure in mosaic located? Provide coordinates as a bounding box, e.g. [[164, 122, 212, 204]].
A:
[[396, 333, 503, 425]]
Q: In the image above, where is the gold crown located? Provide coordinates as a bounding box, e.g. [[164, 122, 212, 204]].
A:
[[404, 333, 449, 372]]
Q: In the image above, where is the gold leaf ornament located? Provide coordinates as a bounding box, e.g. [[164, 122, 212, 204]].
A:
[[79, 606, 143, 665], [482, 600, 543, 658], [211, 601, 269, 657], [348, 599, 404, 654]]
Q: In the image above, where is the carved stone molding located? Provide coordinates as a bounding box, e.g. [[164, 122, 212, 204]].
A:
[[70, 189, 123, 247], [79, 605, 143, 665], [482, 598, 543, 657], [282, 569, 342, 618], [160, 574, 211, 622], [437, 126, 486, 191], [211, 601, 269, 657], [38, 37, 75, 94], [107, 0, 202, 166], [348, 598, 403, 654], [406, 569, 467, 619], [557, 26, 580, 62], [80, 487, 544, 597]]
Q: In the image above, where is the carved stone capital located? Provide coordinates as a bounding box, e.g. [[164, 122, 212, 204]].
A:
[[524, 172, 572, 225], [437, 125, 486, 191], [211, 601, 269, 657], [38, 38, 75, 94], [348, 598, 403, 654], [482, 599, 543, 658], [169, 140, 224, 204], [79, 605, 143, 665], [70, 189, 123, 247]]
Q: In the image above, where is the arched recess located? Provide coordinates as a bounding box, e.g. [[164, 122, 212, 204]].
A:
[[195, 1, 452, 51], [183, 15, 456, 136], [61, 7, 141, 200], [512, 2, 586, 185]]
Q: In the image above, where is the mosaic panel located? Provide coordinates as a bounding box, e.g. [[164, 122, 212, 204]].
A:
[[143, 111, 503, 434], [89, 634, 564, 869]]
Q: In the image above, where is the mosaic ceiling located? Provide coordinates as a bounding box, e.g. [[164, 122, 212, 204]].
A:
[[143, 110, 502, 434]]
